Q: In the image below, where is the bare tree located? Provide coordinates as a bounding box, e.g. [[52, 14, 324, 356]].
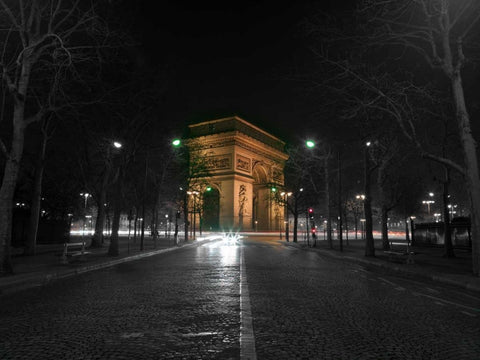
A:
[[357, 0, 480, 274], [24, 116, 54, 255], [0, 1, 112, 272], [302, 1, 480, 272]]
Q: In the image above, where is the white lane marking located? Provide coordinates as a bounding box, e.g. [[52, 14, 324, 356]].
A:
[[435, 301, 446, 306], [240, 245, 257, 360], [412, 292, 480, 313], [182, 332, 219, 337]]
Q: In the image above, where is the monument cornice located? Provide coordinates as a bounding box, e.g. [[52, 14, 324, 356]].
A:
[[190, 131, 288, 163]]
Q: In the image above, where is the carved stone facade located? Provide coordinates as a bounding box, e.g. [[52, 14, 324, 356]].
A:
[[187, 116, 288, 231]]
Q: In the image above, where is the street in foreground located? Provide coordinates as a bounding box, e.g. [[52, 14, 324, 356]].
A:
[[0, 236, 479, 359]]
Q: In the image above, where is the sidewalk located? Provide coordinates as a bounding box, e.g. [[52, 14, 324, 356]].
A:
[[0, 235, 204, 296], [284, 237, 480, 293]]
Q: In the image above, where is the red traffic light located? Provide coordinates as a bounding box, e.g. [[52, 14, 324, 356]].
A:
[[308, 208, 313, 213], [312, 228, 316, 233]]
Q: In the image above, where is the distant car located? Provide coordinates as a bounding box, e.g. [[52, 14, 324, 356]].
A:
[[222, 231, 241, 244]]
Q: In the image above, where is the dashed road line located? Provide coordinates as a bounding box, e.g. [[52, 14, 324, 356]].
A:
[[378, 277, 398, 287], [413, 292, 480, 313], [240, 245, 257, 360]]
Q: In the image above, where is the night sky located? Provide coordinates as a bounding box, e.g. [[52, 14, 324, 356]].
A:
[[117, 1, 349, 142]]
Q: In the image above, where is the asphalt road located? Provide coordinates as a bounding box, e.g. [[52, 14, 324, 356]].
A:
[[0, 236, 479, 359]]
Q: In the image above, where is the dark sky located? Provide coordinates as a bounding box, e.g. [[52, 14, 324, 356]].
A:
[[117, 1, 342, 142]]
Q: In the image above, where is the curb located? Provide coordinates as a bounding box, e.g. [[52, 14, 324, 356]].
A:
[[0, 240, 209, 297], [283, 242, 480, 293]]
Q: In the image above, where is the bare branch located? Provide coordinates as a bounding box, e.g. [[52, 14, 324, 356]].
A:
[[0, 138, 7, 158], [0, 0, 25, 46]]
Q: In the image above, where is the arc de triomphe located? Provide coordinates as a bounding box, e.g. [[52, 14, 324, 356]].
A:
[[187, 116, 288, 231]]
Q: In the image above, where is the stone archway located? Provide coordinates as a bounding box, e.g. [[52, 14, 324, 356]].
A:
[[187, 116, 288, 231]]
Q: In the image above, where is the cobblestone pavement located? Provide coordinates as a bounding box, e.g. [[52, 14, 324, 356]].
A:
[[0, 242, 240, 360], [1, 236, 479, 359], [244, 237, 480, 360]]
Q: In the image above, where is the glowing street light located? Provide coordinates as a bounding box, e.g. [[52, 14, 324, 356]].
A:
[[113, 141, 122, 149], [422, 200, 435, 214], [172, 139, 181, 147]]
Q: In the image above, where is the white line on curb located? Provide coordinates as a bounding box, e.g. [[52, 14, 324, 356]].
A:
[[240, 245, 257, 360]]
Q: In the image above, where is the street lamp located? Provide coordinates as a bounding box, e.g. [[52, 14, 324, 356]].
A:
[[280, 191, 292, 241], [360, 218, 366, 240], [187, 190, 199, 240], [422, 200, 435, 215], [165, 214, 169, 238], [79, 192, 91, 240]]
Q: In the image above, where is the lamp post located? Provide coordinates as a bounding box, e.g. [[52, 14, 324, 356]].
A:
[[187, 190, 199, 240], [79, 192, 91, 242], [422, 200, 435, 217], [165, 214, 169, 238], [280, 191, 292, 241], [364, 141, 375, 256], [355, 194, 365, 240], [360, 219, 366, 240]]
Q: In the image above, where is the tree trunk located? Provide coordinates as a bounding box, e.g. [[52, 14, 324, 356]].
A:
[[0, 58, 31, 273], [325, 157, 333, 248], [25, 128, 48, 255], [183, 193, 189, 242], [381, 205, 389, 251], [0, 120, 27, 273], [293, 199, 298, 243], [0, 156, 20, 273], [451, 74, 480, 275], [354, 213, 358, 240], [337, 150, 343, 252], [108, 201, 121, 256], [92, 164, 111, 248], [133, 210, 138, 243], [344, 208, 349, 246]]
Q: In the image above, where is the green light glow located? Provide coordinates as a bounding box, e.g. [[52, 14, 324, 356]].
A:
[[306, 140, 315, 148], [172, 139, 181, 147], [206, 186, 212, 192], [271, 187, 277, 192]]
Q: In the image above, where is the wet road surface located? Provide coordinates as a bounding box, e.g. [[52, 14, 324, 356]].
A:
[[0, 236, 479, 359]]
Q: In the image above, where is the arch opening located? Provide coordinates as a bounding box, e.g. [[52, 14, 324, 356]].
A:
[[203, 187, 220, 231]]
